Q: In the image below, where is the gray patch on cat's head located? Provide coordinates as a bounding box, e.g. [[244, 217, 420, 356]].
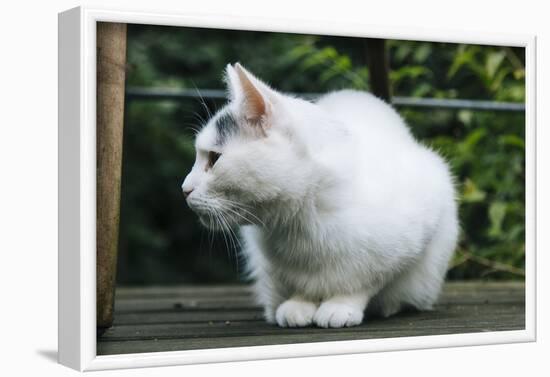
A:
[[215, 111, 239, 146]]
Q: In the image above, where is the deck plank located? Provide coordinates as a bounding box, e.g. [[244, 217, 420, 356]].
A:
[[97, 281, 524, 355]]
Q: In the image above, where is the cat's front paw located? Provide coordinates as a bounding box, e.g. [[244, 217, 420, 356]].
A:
[[275, 299, 317, 327], [313, 302, 364, 328]]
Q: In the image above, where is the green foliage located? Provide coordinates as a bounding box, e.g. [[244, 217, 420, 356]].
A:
[[119, 25, 525, 284], [387, 41, 525, 279], [282, 42, 370, 90]]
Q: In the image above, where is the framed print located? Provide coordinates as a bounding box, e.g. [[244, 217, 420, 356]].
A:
[[58, 6, 536, 371]]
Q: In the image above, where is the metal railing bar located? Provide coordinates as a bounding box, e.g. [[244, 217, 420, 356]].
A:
[[125, 87, 525, 112], [392, 97, 524, 112]]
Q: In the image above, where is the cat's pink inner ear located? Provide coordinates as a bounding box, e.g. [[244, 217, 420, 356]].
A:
[[235, 64, 268, 124]]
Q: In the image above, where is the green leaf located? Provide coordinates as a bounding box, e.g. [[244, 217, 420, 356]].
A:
[[390, 66, 431, 82], [488, 201, 507, 238], [448, 45, 478, 78], [499, 134, 525, 149], [462, 178, 487, 203], [461, 128, 486, 152], [287, 44, 314, 60], [485, 51, 506, 79], [458, 110, 473, 126], [413, 43, 431, 63]]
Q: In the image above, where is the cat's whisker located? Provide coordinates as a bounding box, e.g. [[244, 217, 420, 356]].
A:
[[187, 124, 203, 135], [218, 219, 232, 260], [206, 209, 216, 253], [220, 210, 242, 250], [204, 201, 239, 266], [217, 210, 242, 274], [216, 211, 235, 248], [215, 209, 236, 264], [190, 111, 207, 126], [191, 82, 214, 120], [214, 197, 265, 227], [214, 197, 254, 209], [202, 199, 243, 254], [228, 206, 264, 227], [221, 204, 260, 227]]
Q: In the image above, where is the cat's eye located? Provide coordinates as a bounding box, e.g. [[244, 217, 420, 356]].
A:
[[207, 151, 222, 169]]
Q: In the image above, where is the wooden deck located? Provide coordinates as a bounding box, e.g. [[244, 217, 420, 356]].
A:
[[97, 281, 525, 355]]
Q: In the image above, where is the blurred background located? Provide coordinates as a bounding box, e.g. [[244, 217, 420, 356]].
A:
[[116, 24, 525, 285]]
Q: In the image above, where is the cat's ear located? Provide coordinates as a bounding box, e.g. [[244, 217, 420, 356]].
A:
[[225, 63, 277, 127]]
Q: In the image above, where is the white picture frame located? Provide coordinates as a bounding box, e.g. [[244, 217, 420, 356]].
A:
[[58, 5, 537, 371]]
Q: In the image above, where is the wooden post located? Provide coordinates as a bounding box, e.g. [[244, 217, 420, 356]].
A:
[[365, 39, 392, 102], [96, 22, 127, 329]]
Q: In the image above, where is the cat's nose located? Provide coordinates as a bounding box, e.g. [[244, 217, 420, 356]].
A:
[[182, 188, 194, 199]]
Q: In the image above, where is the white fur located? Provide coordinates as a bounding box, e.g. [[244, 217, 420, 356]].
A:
[[182, 63, 459, 328]]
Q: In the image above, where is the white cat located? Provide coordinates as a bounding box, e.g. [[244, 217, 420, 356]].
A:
[[182, 63, 458, 328]]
